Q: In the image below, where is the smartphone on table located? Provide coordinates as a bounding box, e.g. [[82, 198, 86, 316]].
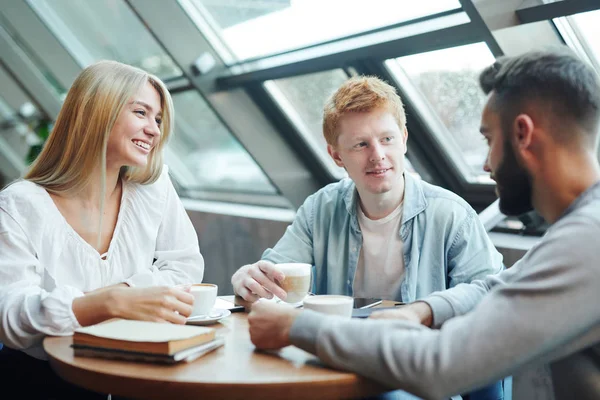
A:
[[353, 297, 383, 309], [214, 297, 246, 313]]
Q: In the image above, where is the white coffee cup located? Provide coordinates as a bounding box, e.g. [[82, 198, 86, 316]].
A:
[[303, 295, 354, 318], [276, 263, 312, 303], [190, 283, 218, 316]]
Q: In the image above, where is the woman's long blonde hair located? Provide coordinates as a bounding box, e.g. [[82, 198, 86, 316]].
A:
[[25, 60, 174, 195]]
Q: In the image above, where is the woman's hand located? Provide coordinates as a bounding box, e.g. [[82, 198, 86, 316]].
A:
[[73, 286, 194, 326]]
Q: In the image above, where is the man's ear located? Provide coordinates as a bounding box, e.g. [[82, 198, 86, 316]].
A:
[[402, 126, 409, 155], [513, 114, 534, 150], [513, 113, 536, 167], [327, 144, 345, 168]]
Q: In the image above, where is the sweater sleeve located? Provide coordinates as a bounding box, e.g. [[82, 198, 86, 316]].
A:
[[0, 208, 83, 350], [423, 262, 520, 328], [125, 171, 204, 287], [289, 215, 600, 399]]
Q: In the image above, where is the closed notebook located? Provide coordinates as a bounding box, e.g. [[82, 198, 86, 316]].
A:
[[73, 319, 216, 355], [73, 336, 225, 364]]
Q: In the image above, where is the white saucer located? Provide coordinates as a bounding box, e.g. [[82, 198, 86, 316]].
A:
[[186, 308, 231, 326], [272, 293, 314, 308]]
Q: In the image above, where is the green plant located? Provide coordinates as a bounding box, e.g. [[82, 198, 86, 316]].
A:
[[26, 119, 51, 164]]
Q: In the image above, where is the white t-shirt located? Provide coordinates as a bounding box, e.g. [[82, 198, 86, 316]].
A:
[[353, 201, 405, 299], [0, 166, 204, 359]]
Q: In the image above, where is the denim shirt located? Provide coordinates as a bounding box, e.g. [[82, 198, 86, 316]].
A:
[[262, 173, 504, 302]]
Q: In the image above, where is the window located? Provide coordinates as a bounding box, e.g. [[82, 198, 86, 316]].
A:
[[167, 91, 277, 194], [386, 42, 496, 183], [190, 0, 461, 62], [0, 94, 31, 158], [265, 69, 424, 181], [27, 0, 182, 79], [0, 13, 65, 96], [492, 21, 563, 57], [553, 9, 600, 161], [264, 69, 350, 178], [556, 9, 600, 70], [0, 65, 42, 165]]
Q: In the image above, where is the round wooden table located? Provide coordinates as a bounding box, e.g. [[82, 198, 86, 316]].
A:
[[44, 311, 385, 400]]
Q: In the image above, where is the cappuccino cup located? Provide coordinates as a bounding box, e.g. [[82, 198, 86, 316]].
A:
[[190, 283, 218, 316], [276, 263, 312, 303], [303, 295, 354, 318]]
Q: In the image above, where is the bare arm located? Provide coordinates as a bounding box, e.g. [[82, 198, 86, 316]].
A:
[[72, 286, 194, 326]]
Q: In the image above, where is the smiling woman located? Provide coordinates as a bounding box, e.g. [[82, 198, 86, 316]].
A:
[[106, 82, 164, 172], [0, 60, 205, 399]]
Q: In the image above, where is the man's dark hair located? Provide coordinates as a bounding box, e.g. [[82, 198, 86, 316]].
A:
[[479, 46, 600, 143]]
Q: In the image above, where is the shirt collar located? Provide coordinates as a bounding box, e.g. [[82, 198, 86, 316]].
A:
[[342, 172, 427, 224]]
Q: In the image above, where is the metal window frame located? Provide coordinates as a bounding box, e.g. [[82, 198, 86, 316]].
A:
[[0, 25, 62, 118], [216, 11, 473, 89], [517, 0, 600, 24], [204, 0, 502, 210], [4, 0, 596, 213], [218, 7, 465, 66], [1, 0, 82, 92], [0, 15, 65, 181], [126, 0, 321, 208], [552, 8, 600, 72]]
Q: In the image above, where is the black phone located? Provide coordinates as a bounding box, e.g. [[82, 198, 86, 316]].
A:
[[353, 297, 383, 309]]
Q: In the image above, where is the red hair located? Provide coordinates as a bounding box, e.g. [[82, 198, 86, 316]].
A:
[[323, 76, 406, 146]]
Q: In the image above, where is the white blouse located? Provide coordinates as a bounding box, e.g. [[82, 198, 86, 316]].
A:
[[0, 166, 204, 359]]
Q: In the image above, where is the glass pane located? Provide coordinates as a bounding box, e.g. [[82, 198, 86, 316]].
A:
[[265, 69, 349, 178], [192, 0, 461, 61], [28, 0, 182, 79], [0, 94, 43, 172], [386, 42, 496, 183], [562, 9, 600, 162], [554, 9, 600, 161], [0, 13, 66, 96], [0, 63, 44, 162], [167, 91, 277, 194], [492, 21, 563, 57], [568, 9, 600, 66], [0, 95, 29, 156], [0, 96, 12, 121]]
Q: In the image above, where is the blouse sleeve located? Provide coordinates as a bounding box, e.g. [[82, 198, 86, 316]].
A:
[[124, 172, 204, 287], [0, 208, 83, 350]]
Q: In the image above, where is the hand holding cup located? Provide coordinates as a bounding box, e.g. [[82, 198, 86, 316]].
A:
[[275, 263, 312, 304], [190, 283, 218, 317], [232, 260, 287, 302]]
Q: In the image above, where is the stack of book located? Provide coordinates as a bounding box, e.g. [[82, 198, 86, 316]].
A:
[[72, 319, 224, 364]]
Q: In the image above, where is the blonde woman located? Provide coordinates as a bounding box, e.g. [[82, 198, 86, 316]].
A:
[[0, 61, 204, 398]]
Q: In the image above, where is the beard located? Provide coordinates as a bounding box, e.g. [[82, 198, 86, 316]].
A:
[[493, 138, 534, 216]]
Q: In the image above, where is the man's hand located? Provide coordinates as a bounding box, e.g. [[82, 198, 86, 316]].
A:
[[248, 300, 301, 350], [369, 301, 433, 327], [231, 260, 287, 303], [73, 286, 194, 326]]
